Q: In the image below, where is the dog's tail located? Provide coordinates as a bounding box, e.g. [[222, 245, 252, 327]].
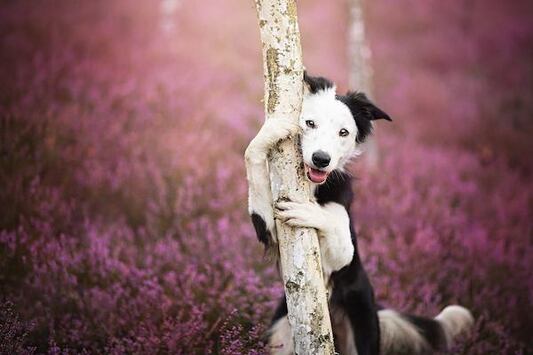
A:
[[379, 305, 474, 354]]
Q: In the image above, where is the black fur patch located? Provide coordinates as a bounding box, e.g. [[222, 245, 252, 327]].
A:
[[336, 92, 391, 143], [303, 71, 334, 94], [315, 170, 380, 354], [271, 296, 288, 324], [404, 314, 448, 350], [251, 213, 270, 246], [330, 250, 381, 354], [315, 170, 354, 210]]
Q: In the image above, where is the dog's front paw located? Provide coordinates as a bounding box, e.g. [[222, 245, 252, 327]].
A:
[[274, 201, 326, 231], [245, 118, 299, 164], [258, 118, 300, 148]]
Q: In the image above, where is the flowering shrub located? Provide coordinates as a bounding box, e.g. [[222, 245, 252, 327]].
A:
[[0, 0, 531, 353]]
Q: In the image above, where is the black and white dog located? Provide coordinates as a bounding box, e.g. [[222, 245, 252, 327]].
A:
[[245, 73, 474, 354]]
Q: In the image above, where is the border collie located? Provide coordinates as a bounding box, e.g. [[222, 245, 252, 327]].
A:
[[244, 73, 474, 354]]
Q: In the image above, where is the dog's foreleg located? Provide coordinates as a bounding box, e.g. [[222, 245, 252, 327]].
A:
[[275, 201, 354, 278], [245, 119, 300, 247]]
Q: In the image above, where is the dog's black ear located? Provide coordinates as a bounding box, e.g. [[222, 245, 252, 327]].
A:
[[337, 91, 392, 143], [349, 92, 392, 121], [303, 71, 334, 94]]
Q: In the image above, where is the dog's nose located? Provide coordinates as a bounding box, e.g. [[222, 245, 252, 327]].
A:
[[312, 151, 331, 168]]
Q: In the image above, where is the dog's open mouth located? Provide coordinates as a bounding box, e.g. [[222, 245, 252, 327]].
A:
[[305, 165, 329, 184]]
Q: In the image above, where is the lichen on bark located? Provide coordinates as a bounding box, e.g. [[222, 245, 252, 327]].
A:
[[266, 47, 280, 114]]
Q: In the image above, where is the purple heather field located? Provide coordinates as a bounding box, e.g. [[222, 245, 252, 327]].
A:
[[0, 0, 532, 354]]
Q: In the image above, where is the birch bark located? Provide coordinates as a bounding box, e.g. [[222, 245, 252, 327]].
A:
[[254, 0, 335, 353], [348, 0, 380, 168]]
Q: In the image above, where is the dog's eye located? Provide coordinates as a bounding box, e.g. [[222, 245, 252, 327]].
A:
[[305, 120, 316, 128], [339, 128, 349, 137]]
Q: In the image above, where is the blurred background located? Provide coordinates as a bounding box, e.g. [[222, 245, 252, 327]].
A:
[[0, 0, 531, 353]]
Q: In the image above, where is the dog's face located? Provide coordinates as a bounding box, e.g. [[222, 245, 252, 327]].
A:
[[300, 89, 357, 183], [300, 73, 391, 184]]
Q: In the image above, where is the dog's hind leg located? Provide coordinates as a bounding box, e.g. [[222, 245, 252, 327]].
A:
[[245, 118, 300, 248], [268, 316, 294, 355], [265, 297, 294, 354]]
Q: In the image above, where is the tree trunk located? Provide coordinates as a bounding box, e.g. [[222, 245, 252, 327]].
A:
[[254, 0, 335, 353], [348, 0, 373, 95], [348, 0, 380, 168]]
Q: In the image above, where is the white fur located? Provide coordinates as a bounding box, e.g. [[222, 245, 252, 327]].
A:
[[268, 316, 294, 355], [275, 201, 354, 279], [378, 309, 430, 354], [435, 305, 474, 348], [300, 88, 360, 172]]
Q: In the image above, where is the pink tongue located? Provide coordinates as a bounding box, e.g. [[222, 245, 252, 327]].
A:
[[308, 168, 328, 183]]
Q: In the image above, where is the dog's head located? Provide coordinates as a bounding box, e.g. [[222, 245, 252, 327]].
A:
[[300, 72, 391, 184]]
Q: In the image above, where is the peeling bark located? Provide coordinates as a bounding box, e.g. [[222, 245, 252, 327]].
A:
[[254, 0, 335, 353]]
